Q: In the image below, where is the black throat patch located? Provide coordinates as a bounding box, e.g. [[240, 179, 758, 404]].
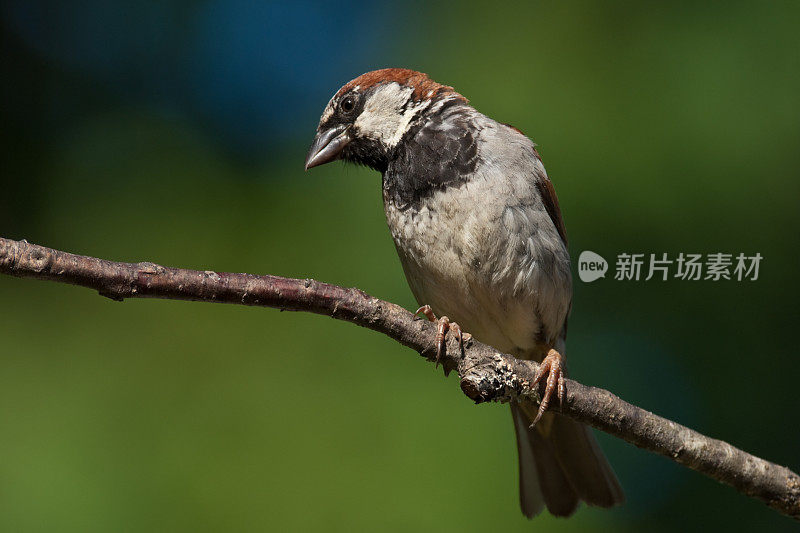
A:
[[342, 137, 391, 174], [383, 100, 479, 209]]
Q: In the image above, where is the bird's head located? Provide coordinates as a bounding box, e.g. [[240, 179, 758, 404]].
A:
[[304, 68, 466, 173]]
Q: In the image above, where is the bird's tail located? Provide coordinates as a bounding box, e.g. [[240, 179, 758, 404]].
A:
[[511, 400, 624, 518]]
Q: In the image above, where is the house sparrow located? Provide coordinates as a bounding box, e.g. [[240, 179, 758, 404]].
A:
[[305, 68, 623, 517]]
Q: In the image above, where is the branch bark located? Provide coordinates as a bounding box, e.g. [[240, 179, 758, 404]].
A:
[[1, 236, 798, 520]]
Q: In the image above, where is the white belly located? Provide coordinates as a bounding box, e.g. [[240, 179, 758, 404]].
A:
[[384, 174, 572, 356]]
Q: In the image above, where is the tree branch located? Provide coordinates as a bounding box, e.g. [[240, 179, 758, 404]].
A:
[[1, 236, 798, 520]]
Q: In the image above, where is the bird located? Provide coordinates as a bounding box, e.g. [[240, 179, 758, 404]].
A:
[[304, 68, 624, 518]]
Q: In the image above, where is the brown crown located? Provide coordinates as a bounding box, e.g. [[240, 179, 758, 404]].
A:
[[335, 68, 467, 103]]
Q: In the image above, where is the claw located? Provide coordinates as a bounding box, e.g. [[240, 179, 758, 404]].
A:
[[413, 305, 467, 369], [434, 317, 465, 368], [414, 305, 437, 322], [530, 348, 565, 428], [434, 317, 448, 366]]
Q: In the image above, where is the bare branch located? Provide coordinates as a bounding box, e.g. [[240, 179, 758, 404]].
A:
[[1, 236, 798, 520]]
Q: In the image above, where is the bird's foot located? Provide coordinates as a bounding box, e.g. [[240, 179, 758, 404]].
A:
[[529, 348, 566, 428], [413, 305, 469, 368]]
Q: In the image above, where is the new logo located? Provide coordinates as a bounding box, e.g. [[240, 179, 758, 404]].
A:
[[578, 251, 608, 283]]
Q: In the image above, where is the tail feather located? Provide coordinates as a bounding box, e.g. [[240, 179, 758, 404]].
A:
[[550, 411, 625, 507], [512, 401, 624, 518], [511, 403, 546, 518]]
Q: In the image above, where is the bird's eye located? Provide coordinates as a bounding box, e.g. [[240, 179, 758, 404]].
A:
[[340, 96, 355, 113]]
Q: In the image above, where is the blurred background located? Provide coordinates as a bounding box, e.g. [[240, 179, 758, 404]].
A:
[[1, 1, 799, 531]]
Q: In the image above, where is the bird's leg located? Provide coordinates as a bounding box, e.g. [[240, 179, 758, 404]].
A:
[[529, 348, 566, 427], [413, 305, 467, 368]]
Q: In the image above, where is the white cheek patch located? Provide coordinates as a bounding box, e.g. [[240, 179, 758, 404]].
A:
[[355, 83, 430, 147]]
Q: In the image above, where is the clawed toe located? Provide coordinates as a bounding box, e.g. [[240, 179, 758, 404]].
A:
[[530, 348, 565, 427], [413, 305, 436, 322], [414, 305, 467, 368], [436, 317, 465, 367]]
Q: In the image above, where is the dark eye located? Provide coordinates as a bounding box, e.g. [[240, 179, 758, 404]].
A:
[[340, 96, 355, 113]]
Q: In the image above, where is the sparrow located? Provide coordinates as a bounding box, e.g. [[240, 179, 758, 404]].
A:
[[305, 68, 624, 518]]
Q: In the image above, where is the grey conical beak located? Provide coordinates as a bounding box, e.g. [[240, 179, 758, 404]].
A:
[[304, 125, 352, 170]]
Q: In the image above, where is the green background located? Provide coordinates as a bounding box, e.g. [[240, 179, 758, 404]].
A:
[[1, 2, 798, 531]]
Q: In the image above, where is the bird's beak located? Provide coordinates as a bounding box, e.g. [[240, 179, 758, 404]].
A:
[[304, 125, 352, 170]]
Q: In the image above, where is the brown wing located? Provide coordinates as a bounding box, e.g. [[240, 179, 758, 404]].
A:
[[533, 165, 568, 246], [532, 148, 571, 341], [503, 130, 568, 247]]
